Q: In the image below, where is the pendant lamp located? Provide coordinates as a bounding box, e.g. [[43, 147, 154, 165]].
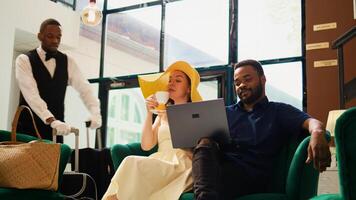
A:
[[81, 0, 102, 26]]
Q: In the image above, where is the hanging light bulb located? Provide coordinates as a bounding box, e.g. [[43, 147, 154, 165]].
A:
[[81, 0, 102, 26]]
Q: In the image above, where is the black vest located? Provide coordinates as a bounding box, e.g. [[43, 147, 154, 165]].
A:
[[18, 49, 68, 140]]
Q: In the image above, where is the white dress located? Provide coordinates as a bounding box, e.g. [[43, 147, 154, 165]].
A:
[[102, 120, 193, 200]]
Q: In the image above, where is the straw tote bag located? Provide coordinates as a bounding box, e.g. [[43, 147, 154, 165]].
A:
[[0, 106, 61, 190]]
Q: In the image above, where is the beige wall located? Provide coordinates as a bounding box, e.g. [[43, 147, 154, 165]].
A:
[[306, 0, 356, 123]]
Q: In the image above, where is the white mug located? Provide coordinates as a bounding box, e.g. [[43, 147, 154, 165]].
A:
[[155, 91, 169, 110]]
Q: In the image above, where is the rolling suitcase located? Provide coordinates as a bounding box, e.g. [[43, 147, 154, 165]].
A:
[[70, 122, 114, 199], [53, 128, 98, 200]]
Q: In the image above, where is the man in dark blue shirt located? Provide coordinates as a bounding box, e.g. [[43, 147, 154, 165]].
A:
[[192, 59, 331, 200]]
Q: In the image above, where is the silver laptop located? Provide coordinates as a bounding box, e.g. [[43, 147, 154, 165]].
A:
[[166, 98, 230, 148]]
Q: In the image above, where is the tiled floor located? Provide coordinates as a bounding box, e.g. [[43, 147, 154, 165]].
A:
[[317, 155, 339, 194]]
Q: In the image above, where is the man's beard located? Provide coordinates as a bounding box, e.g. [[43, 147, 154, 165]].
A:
[[238, 82, 263, 105]]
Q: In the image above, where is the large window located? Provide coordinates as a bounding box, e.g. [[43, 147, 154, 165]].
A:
[[164, 0, 229, 68], [106, 88, 146, 146], [263, 62, 303, 110], [238, 0, 302, 60], [199, 80, 219, 101], [237, 0, 303, 109], [68, 0, 104, 79], [104, 6, 161, 77]]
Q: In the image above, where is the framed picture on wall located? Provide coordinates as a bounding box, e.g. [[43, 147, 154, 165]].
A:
[[354, 0, 356, 19]]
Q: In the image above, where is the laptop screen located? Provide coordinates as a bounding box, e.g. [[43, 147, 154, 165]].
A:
[[166, 99, 230, 148]]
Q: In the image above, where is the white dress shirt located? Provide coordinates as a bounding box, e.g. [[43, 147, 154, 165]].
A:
[[15, 46, 100, 124]]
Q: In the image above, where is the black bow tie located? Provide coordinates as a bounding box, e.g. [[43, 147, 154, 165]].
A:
[[45, 52, 57, 61]]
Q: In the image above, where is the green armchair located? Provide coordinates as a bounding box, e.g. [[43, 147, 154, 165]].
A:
[[0, 130, 71, 200], [111, 132, 326, 200], [311, 107, 356, 200]]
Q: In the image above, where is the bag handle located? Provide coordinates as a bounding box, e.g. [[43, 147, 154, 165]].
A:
[[11, 105, 42, 142]]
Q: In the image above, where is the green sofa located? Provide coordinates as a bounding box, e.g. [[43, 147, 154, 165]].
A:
[[111, 132, 325, 200], [0, 130, 71, 200], [311, 107, 356, 200]]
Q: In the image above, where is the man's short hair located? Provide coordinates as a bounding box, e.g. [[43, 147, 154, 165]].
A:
[[39, 18, 61, 33], [233, 59, 264, 76]]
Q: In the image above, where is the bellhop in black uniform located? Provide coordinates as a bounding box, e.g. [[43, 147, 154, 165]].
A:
[[15, 18, 102, 143], [18, 50, 68, 142]]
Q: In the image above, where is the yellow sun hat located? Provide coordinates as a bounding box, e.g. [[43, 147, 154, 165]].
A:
[[138, 61, 202, 102]]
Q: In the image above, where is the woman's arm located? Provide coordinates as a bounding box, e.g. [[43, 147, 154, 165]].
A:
[[141, 95, 160, 150]]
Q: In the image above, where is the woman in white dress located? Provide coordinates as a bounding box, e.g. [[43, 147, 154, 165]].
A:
[[103, 61, 202, 200]]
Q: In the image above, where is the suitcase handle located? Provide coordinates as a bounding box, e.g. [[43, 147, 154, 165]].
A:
[[53, 128, 80, 172], [86, 122, 90, 148], [96, 129, 103, 150], [85, 121, 103, 150]]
